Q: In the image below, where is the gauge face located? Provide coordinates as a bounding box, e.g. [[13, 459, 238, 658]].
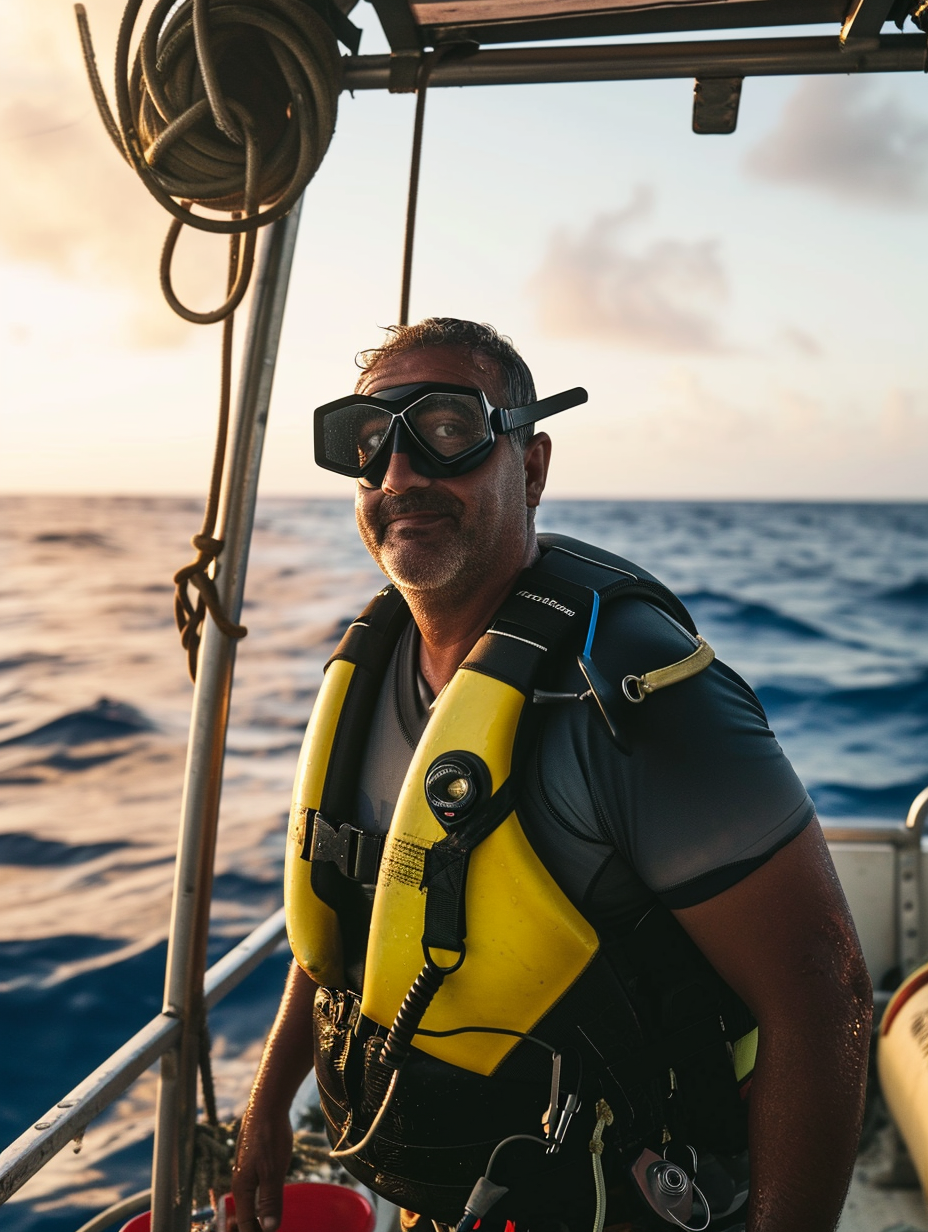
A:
[[424, 752, 490, 827]]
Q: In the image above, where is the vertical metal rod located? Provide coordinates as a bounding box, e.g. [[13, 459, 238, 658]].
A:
[[150, 199, 303, 1232], [398, 80, 428, 328]]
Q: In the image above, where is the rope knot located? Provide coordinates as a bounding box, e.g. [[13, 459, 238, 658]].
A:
[[589, 1098, 615, 1156], [173, 543, 248, 682], [192, 534, 224, 556]]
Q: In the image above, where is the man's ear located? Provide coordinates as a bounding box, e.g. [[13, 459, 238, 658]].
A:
[[524, 432, 551, 509]]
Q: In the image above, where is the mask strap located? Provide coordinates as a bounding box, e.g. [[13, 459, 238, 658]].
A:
[[500, 386, 588, 433]]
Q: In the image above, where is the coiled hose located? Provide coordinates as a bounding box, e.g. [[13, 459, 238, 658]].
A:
[[74, 0, 344, 676], [380, 961, 447, 1071], [328, 962, 446, 1159]]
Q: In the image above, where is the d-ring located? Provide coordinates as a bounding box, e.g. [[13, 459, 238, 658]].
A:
[[622, 675, 646, 704]]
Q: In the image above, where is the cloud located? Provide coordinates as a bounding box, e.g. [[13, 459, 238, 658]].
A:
[[745, 77, 928, 208], [529, 187, 730, 352], [779, 326, 823, 358], [0, 3, 230, 346], [549, 372, 928, 498]]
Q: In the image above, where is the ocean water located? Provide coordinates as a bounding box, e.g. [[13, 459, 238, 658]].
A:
[[1, 495, 926, 1230]]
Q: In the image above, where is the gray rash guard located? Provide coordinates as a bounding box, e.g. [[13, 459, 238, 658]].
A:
[[357, 590, 813, 942]]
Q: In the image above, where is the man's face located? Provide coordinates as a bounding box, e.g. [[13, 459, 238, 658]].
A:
[[353, 344, 543, 599]]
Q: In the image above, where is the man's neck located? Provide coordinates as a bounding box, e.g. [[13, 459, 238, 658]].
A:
[[404, 535, 541, 696]]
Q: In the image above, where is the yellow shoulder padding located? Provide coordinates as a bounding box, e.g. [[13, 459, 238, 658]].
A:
[[284, 659, 355, 987]]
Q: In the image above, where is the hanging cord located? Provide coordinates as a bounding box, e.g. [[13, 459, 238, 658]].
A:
[[589, 1099, 614, 1232], [198, 1017, 219, 1128], [398, 51, 438, 328], [74, 0, 346, 678], [172, 230, 249, 679], [398, 44, 476, 326]]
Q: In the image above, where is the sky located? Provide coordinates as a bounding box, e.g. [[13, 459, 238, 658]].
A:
[[2, 1, 928, 499]]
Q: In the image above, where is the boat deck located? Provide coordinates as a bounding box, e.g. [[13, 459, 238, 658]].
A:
[[841, 1120, 926, 1232]]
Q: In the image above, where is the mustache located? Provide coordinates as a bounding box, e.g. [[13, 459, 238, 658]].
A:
[[376, 490, 465, 529]]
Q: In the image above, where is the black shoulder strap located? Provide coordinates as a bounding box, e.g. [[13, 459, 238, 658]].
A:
[[537, 533, 698, 637]]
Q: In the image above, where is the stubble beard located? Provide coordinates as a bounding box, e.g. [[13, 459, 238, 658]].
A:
[[355, 492, 484, 601]]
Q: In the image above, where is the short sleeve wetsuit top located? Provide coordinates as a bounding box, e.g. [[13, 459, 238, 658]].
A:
[[355, 562, 814, 966]]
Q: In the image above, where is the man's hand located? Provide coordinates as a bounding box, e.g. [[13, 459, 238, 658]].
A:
[[675, 819, 872, 1232], [231, 961, 319, 1231], [231, 1100, 294, 1232]]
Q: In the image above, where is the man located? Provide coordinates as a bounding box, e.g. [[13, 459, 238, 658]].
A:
[[233, 319, 871, 1232]]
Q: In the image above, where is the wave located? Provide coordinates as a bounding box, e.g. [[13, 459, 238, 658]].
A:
[[31, 531, 114, 549], [877, 577, 928, 603], [0, 832, 132, 867], [0, 652, 67, 673], [212, 870, 281, 904], [0, 698, 155, 748], [681, 590, 828, 640], [809, 778, 928, 820], [757, 670, 928, 719]]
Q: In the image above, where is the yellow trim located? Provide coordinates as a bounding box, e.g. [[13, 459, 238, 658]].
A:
[[284, 659, 356, 986], [361, 668, 600, 1076], [732, 1027, 758, 1083]]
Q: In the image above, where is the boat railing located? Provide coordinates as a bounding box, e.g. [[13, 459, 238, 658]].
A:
[[0, 907, 288, 1208]]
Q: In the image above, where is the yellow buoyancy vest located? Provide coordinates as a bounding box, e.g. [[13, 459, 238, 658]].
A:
[[286, 562, 603, 1075]]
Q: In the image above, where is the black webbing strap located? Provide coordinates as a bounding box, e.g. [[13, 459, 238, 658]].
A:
[[307, 812, 385, 883], [538, 533, 698, 637], [420, 776, 521, 953]]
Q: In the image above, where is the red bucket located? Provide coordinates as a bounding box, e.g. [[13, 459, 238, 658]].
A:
[[120, 1183, 377, 1232]]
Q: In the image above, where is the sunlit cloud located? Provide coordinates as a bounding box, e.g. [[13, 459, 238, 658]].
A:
[[744, 77, 928, 208], [549, 371, 928, 498], [0, 2, 227, 346], [529, 187, 730, 352]]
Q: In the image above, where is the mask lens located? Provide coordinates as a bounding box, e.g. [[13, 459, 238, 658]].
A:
[[407, 394, 488, 459], [322, 405, 394, 471]]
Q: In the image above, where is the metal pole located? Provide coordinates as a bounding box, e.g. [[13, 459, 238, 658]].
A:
[[150, 200, 304, 1232], [341, 33, 928, 91]]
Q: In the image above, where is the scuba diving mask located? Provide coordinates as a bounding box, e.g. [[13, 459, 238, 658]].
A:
[[313, 381, 588, 485]]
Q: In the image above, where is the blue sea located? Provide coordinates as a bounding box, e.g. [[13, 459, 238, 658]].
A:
[[1, 496, 926, 1230]]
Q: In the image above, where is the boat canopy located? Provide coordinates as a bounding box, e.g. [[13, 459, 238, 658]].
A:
[[345, 0, 928, 121], [383, 0, 905, 46]]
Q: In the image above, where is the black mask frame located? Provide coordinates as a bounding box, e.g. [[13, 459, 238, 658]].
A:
[[313, 381, 588, 486]]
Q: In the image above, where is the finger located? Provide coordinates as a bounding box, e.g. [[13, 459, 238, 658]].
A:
[[255, 1179, 285, 1232], [230, 1171, 261, 1232]]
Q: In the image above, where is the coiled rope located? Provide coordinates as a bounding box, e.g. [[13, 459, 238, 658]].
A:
[[75, 0, 354, 678]]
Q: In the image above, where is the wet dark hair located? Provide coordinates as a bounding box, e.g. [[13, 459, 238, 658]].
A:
[[356, 318, 537, 448]]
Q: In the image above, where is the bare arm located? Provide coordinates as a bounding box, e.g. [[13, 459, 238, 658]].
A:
[[232, 961, 319, 1232], [674, 820, 872, 1232]]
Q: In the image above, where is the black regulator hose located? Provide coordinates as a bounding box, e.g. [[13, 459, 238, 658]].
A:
[[380, 961, 447, 1071], [329, 960, 448, 1160]]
